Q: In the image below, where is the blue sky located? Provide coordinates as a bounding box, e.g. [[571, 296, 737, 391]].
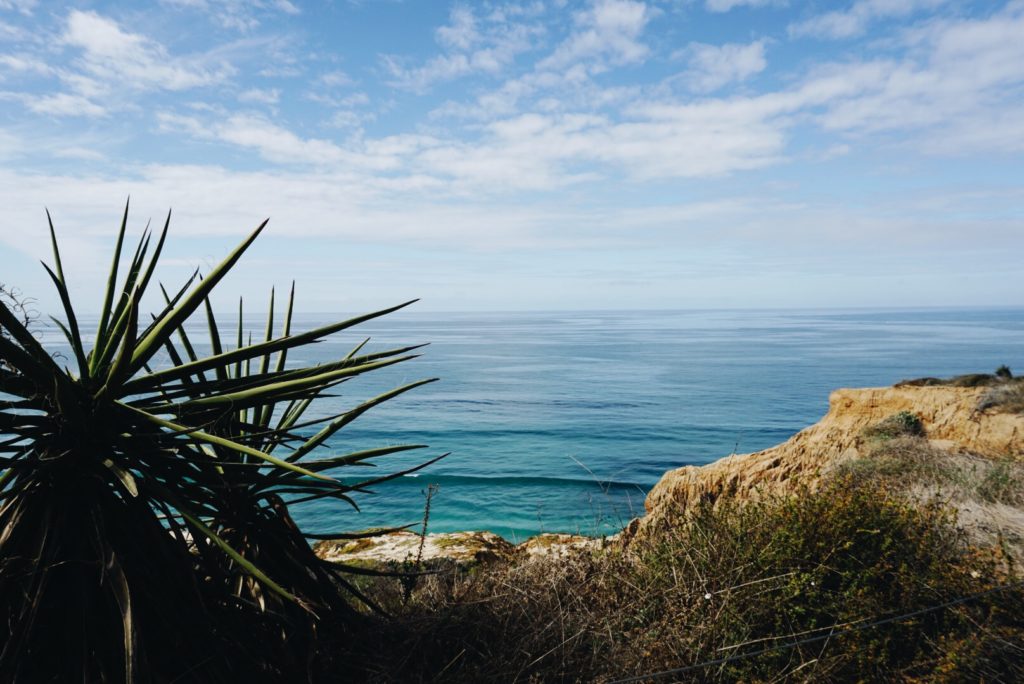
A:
[[0, 0, 1022, 313]]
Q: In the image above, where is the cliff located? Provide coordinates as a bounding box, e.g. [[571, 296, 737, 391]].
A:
[[315, 383, 1023, 566], [637, 384, 1024, 540]]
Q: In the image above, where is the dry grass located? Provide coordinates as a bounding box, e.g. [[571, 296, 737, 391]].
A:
[[978, 382, 1024, 414], [839, 430, 1024, 508], [317, 477, 1024, 683]]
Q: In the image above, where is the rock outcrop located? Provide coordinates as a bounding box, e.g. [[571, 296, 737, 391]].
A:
[[638, 385, 1024, 538], [313, 530, 516, 567], [519, 533, 604, 559], [312, 530, 606, 567]]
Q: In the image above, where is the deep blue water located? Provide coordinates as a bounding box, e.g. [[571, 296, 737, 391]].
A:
[[267, 308, 1024, 541], [57, 309, 1024, 541]]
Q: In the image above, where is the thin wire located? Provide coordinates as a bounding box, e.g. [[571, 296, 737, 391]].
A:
[[607, 579, 1024, 684]]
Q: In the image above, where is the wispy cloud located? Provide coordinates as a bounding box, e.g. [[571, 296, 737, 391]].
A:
[[0, 0, 36, 15], [238, 87, 280, 104], [789, 0, 947, 39], [26, 92, 107, 117], [160, 0, 300, 31], [705, 0, 783, 12], [676, 40, 768, 92], [6, 10, 237, 118], [538, 0, 652, 73], [384, 5, 543, 92], [62, 10, 234, 91], [146, 1, 1024, 195]]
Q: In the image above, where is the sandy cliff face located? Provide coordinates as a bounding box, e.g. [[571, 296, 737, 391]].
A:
[[639, 386, 1024, 536]]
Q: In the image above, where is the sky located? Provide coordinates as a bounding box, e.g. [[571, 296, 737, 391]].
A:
[[0, 0, 1022, 314]]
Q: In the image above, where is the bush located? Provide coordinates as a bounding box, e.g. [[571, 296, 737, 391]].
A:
[[861, 411, 925, 442], [328, 478, 1023, 682], [950, 373, 1003, 387], [897, 367, 1016, 389]]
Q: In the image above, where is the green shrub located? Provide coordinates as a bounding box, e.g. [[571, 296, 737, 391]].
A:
[[861, 411, 925, 442], [950, 373, 1002, 387]]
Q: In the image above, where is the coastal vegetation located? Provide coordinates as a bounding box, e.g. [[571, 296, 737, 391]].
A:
[[899, 369, 1024, 413], [0, 206, 437, 681], [332, 475, 1023, 682], [842, 415, 1024, 508]]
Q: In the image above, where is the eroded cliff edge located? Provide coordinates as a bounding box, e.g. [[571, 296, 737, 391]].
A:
[[315, 382, 1023, 565], [637, 383, 1024, 545]]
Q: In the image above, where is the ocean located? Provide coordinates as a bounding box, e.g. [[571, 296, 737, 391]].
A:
[[52, 308, 1024, 541], [276, 308, 1024, 541]]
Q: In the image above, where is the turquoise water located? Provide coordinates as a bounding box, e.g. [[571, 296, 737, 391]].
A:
[[274, 308, 1024, 541], [54, 309, 1024, 540]]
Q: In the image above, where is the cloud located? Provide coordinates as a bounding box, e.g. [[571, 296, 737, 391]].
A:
[[0, 129, 22, 160], [6, 10, 237, 117], [4, 1, 1023, 213], [0, 54, 52, 77], [1, 167, 1018, 302], [52, 146, 105, 161], [149, 0, 1024, 206], [811, 4, 1024, 146], [705, 0, 782, 12], [157, 112, 437, 171], [384, 5, 542, 92], [789, 0, 947, 39], [436, 5, 480, 51], [678, 40, 767, 92], [154, 1, 1024, 199], [318, 70, 353, 88], [0, 165, 580, 266], [238, 87, 280, 104], [421, 102, 783, 187], [429, 0, 655, 120], [62, 11, 234, 91], [538, 0, 652, 72], [25, 92, 106, 117], [0, 0, 35, 15], [0, 1, 1021, 311], [160, 0, 300, 31], [162, 96, 785, 191]]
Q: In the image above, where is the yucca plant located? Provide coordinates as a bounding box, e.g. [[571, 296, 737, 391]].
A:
[[0, 204, 441, 682]]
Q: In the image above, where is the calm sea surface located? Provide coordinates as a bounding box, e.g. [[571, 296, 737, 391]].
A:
[[63, 309, 1024, 540]]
